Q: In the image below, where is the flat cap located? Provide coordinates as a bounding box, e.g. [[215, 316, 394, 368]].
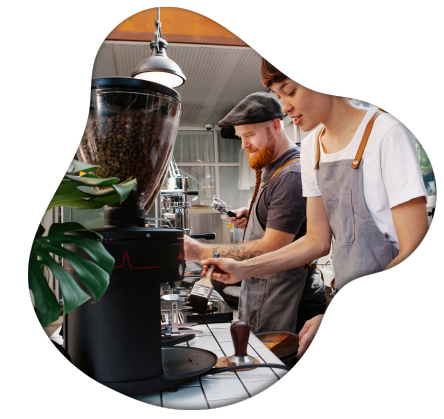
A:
[[218, 92, 284, 128]]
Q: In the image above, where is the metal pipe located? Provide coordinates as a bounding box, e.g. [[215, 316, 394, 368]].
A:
[[155, 193, 162, 228], [171, 156, 181, 177], [179, 177, 191, 235]]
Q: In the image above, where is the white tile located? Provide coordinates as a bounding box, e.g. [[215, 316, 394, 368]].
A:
[[162, 386, 208, 410], [208, 322, 232, 330], [189, 324, 211, 331], [272, 367, 289, 379], [254, 347, 283, 364], [208, 398, 249, 409], [134, 392, 162, 406], [218, 341, 234, 357], [236, 363, 280, 383], [50, 326, 62, 338], [174, 342, 188, 347], [243, 380, 279, 397], [189, 324, 212, 336], [178, 377, 200, 387], [247, 333, 267, 349], [254, 348, 288, 379], [201, 373, 249, 401], [187, 335, 221, 352], [50, 337, 63, 346], [211, 328, 233, 342], [204, 369, 237, 378]]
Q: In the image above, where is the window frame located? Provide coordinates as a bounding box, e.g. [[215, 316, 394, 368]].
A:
[[175, 127, 239, 200]]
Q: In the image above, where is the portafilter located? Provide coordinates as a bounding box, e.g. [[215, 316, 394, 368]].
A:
[[211, 198, 246, 219]]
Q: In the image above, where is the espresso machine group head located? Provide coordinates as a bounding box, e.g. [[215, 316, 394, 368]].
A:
[[149, 156, 215, 241]]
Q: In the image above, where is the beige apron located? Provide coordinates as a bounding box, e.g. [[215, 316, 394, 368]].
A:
[[314, 111, 399, 291], [239, 159, 309, 333]]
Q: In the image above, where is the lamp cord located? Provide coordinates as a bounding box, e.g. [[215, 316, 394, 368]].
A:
[[154, 7, 162, 45]]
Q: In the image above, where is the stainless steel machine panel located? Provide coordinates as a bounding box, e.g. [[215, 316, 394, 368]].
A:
[[190, 212, 232, 244]]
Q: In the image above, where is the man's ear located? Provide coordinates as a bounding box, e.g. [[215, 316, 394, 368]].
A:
[[272, 118, 282, 133]]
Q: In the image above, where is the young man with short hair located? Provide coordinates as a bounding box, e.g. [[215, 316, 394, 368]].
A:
[[184, 92, 326, 334]]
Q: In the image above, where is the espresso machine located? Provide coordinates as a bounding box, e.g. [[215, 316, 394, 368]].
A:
[[149, 156, 233, 328], [147, 156, 215, 240], [63, 77, 219, 397]]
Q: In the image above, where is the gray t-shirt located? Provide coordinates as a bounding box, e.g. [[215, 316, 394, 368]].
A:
[[256, 144, 325, 301]]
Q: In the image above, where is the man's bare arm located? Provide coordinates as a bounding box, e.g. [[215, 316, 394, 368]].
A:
[[202, 197, 331, 283], [208, 228, 295, 261], [184, 228, 296, 263], [209, 240, 263, 261]]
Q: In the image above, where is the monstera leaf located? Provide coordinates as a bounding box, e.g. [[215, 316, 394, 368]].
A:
[[29, 222, 114, 327], [29, 160, 136, 327], [47, 160, 137, 211]]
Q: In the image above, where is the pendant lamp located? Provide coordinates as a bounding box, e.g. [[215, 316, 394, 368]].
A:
[[131, 8, 186, 88]]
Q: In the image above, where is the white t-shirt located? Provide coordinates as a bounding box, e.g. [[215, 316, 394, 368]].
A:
[[301, 107, 426, 248]]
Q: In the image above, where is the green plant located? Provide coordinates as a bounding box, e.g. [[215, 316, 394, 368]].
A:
[[416, 141, 433, 174], [29, 160, 137, 327]]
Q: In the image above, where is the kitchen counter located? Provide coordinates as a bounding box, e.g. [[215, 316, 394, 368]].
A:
[[50, 320, 289, 410]]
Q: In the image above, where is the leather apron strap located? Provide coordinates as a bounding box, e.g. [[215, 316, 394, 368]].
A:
[[350, 110, 383, 169], [261, 159, 300, 188], [314, 109, 386, 170]]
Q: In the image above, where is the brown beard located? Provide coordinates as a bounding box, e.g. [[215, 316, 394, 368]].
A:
[[247, 128, 276, 170]]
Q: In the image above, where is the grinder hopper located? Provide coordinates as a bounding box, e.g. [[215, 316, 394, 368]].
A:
[[77, 77, 181, 211]]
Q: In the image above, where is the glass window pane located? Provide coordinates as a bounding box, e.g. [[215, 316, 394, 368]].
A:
[[219, 166, 253, 210], [177, 166, 216, 206], [416, 140, 436, 196], [350, 98, 373, 108], [173, 131, 215, 163], [217, 131, 241, 163], [70, 208, 105, 229]]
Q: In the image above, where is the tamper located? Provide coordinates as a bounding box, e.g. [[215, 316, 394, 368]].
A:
[[227, 321, 256, 366], [214, 321, 260, 369]]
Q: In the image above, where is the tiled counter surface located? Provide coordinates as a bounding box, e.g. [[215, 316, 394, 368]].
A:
[[51, 320, 288, 410]]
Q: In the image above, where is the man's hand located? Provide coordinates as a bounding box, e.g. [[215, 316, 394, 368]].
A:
[[297, 314, 324, 358], [184, 235, 210, 262], [200, 257, 247, 284], [227, 207, 249, 229]]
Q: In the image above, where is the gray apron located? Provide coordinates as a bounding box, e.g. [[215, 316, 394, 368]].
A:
[[315, 110, 399, 291], [239, 160, 307, 334]]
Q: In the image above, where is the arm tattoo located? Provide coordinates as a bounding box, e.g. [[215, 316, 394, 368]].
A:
[[210, 240, 263, 261]]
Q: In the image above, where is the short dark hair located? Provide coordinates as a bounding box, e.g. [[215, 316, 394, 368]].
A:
[[260, 58, 288, 88]]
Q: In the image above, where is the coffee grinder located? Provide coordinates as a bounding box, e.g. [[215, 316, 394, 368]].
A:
[[63, 77, 217, 397]]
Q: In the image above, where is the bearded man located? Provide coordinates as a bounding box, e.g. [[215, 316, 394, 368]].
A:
[[184, 92, 326, 334]]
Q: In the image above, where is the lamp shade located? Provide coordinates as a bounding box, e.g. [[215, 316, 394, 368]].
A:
[[132, 40, 186, 88]]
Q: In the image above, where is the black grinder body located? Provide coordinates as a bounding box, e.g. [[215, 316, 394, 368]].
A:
[[63, 207, 186, 394]]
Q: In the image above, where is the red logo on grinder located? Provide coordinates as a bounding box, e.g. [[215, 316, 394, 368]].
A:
[[114, 251, 161, 270]]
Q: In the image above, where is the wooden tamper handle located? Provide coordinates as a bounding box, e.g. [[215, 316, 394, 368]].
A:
[[230, 321, 250, 357]]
